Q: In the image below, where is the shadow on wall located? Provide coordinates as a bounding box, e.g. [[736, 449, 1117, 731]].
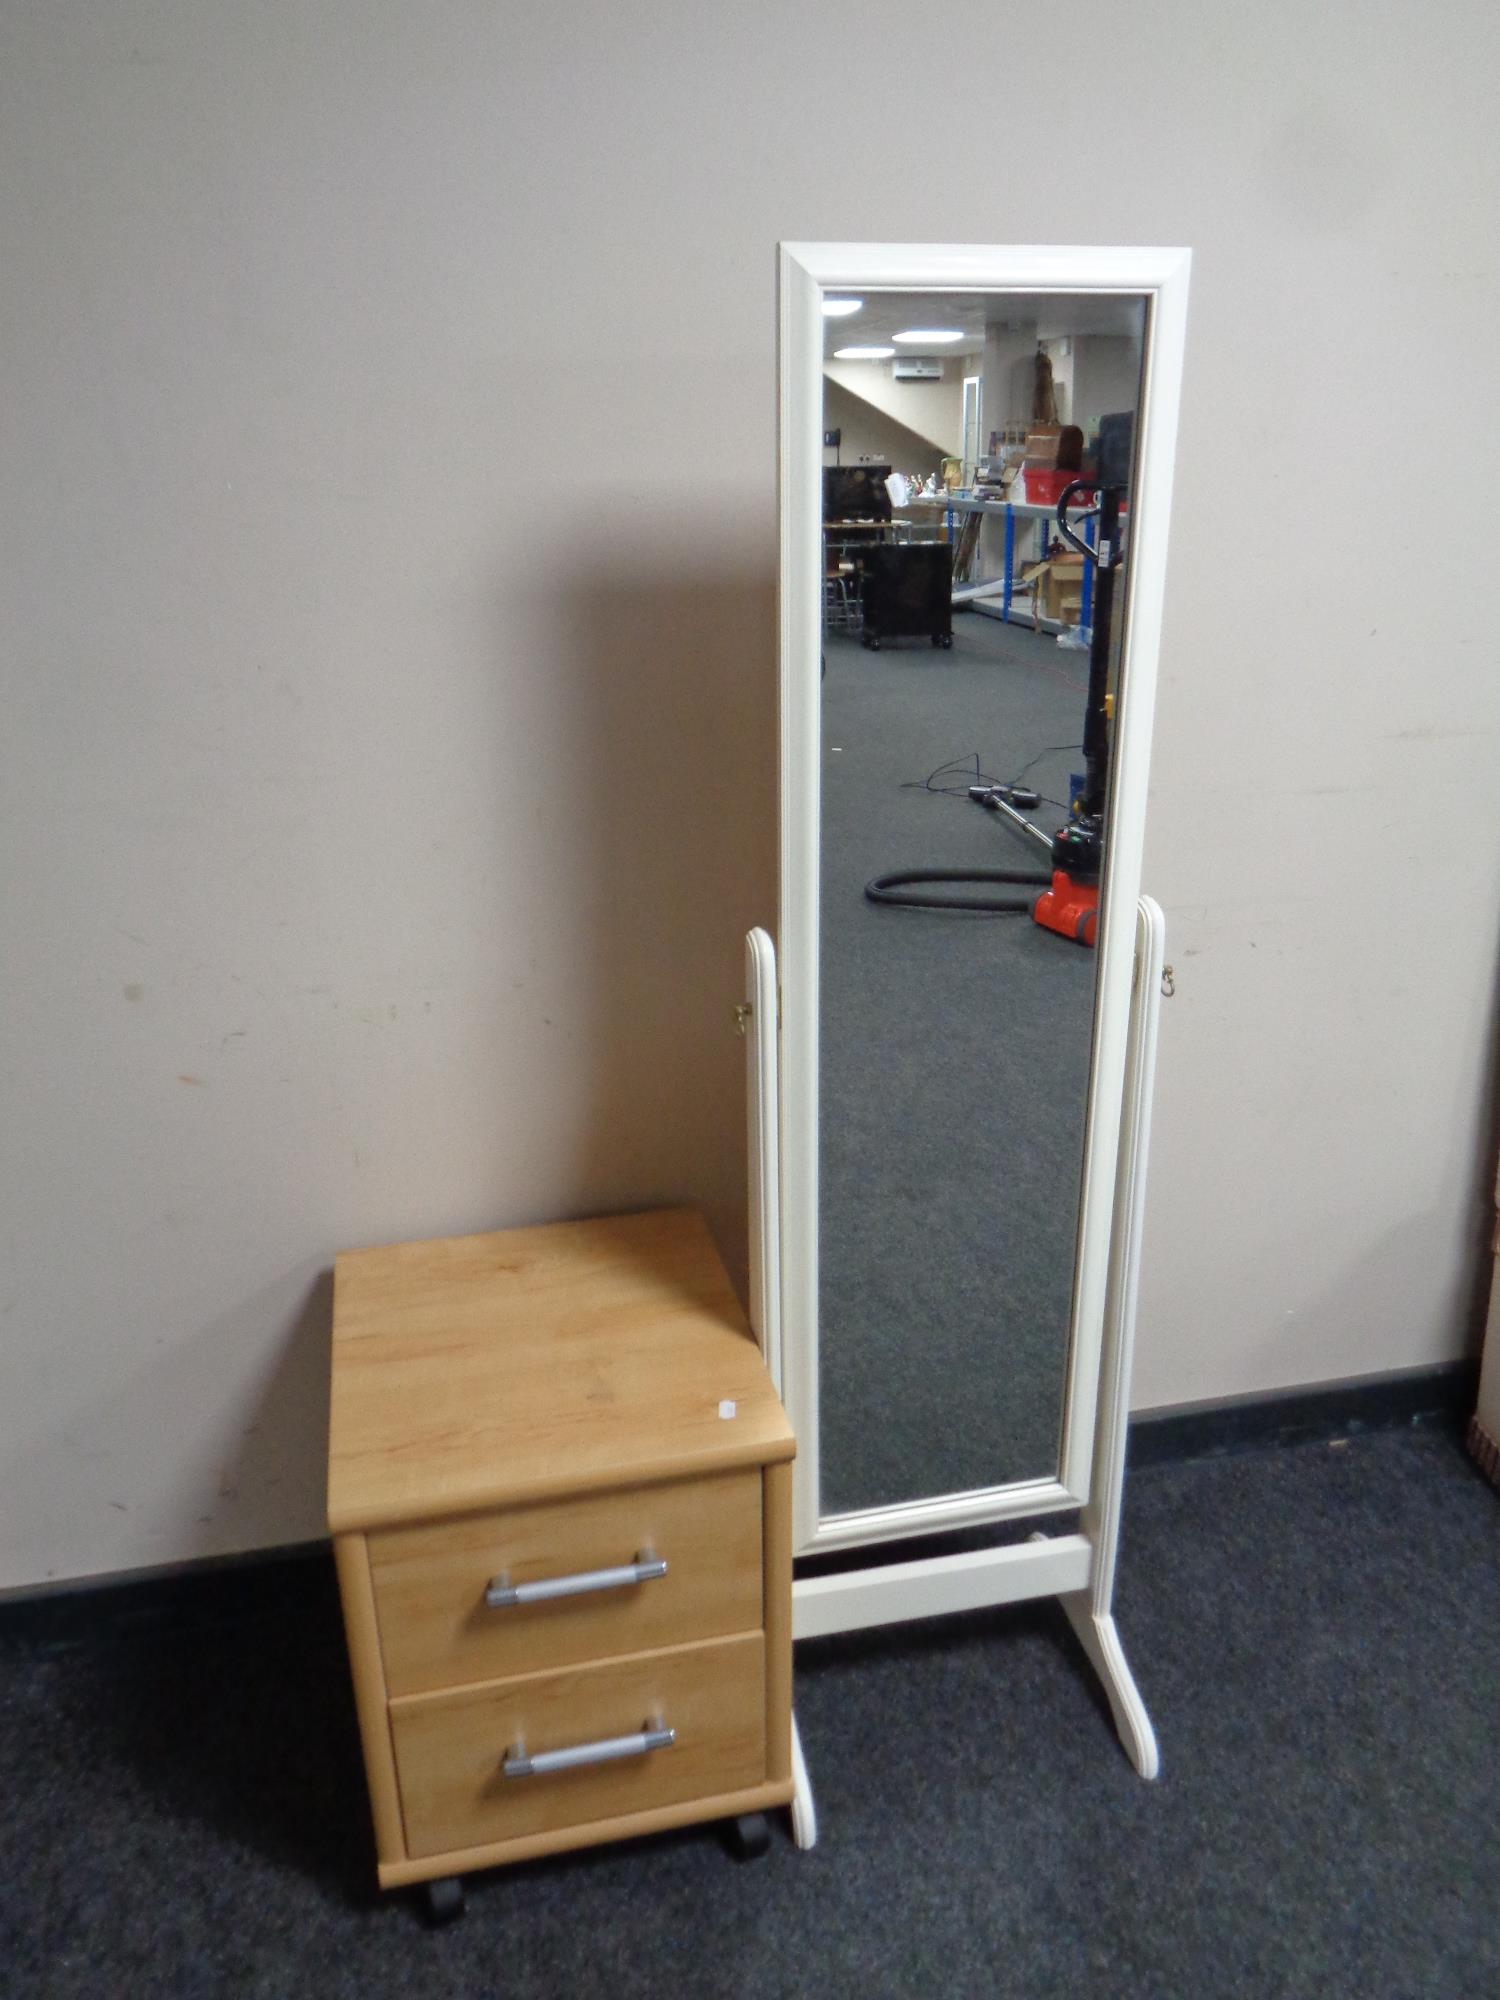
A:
[[220, 1268, 335, 1538], [1, 1267, 334, 1581], [510, 550, 778, 1299]]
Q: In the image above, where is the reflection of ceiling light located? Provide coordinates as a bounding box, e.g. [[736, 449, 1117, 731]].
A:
[[821, 297, 863, 317], [892, 328, 964, 343], [833, 345, 895, 360]]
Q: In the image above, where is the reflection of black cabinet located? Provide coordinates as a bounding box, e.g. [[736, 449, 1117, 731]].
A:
[[860, 543, 953, 650]]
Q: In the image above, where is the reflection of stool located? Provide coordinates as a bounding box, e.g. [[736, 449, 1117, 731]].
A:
[[823, 560, 857, 631]]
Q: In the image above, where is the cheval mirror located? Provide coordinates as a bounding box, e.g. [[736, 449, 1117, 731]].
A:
[[742, 244, 1190, 1845]]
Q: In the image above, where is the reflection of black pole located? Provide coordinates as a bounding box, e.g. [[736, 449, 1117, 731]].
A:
[[1081, 485, 1120, 817], [1055, 480, 1123, 820]]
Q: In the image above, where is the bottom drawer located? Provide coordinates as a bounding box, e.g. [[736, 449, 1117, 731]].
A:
[[390, 1632, 766, 1860]]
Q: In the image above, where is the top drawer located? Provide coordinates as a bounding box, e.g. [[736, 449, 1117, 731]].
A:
[[368, 1468, 763, 1697]]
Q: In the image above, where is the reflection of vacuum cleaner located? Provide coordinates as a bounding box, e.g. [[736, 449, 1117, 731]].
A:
[[864, 414, 1132, 946], [1023, 467, 1123, 945]]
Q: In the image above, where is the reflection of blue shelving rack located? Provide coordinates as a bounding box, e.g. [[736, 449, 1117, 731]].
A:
[[901, 494, 1099, 634]]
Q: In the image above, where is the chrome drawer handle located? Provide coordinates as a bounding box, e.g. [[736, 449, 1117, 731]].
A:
[[502, 1723, 676, 1780], [484, 1548, 667, 1610]]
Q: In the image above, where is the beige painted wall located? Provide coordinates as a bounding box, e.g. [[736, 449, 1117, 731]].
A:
[[982, 323, 1040, 435], [4, 0, 1499, 1587], [821, 379, 943, 481], [1072, 335, 1145, 436], [822, 356, 967, 455]]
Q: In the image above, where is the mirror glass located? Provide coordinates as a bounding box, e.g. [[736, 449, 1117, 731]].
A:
[[817, 286, 1148, 1516]]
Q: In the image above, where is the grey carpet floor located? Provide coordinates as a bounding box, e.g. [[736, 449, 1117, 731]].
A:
[[819, 611, 1098, 1513], [3, 1428, 1495, 1999]]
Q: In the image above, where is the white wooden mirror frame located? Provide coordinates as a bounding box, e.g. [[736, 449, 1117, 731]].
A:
[[776, 240, 1188, 1552], [744, 245, 1190, 1824]]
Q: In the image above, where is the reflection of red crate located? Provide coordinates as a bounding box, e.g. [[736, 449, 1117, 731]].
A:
[[1023, 467, 1092, 507]]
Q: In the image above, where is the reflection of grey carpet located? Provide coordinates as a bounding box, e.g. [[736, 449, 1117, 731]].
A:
[[819, 612, 1098, 1516]]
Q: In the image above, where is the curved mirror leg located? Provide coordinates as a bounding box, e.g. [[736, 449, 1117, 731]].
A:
[[1054, 894, 1164, 1779], [1059, 1597, 1159, 1779]]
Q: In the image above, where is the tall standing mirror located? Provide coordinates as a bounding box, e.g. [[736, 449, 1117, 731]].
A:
[[775, 245, 1190, 1561]]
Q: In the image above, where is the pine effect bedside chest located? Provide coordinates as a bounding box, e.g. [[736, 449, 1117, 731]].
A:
[[327, 1206, 796, 1921]]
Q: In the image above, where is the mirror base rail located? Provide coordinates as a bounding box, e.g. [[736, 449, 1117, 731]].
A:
[[792, 1530, 1092, 1641]]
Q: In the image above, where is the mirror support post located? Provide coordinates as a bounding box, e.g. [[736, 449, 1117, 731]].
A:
[[745, 926, 818, 1846], [1055, 895, 1166, 1779], [744, 927, 782, 1396]]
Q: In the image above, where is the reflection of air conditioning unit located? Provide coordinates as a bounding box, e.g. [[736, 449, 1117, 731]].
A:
[[892, 357, 942, 381]]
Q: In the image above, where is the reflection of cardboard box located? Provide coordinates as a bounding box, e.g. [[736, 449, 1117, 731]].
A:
[[1021, 554, 1085, 626], [1024, 423, 1084, 471]]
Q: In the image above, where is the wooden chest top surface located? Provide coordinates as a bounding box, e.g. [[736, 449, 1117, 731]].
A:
[[328, 1207, 793, 1533]]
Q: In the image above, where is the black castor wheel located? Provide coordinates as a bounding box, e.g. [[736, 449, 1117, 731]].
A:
[[725, 1812, 771, 1861], [421, 1875, 465, 1926], [941, 632, 953, 648]]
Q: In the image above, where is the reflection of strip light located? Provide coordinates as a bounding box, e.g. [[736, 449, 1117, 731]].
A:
[[833, 346, 895, 360], [821, 298, 863, 317], [892, 328, 963, 343]]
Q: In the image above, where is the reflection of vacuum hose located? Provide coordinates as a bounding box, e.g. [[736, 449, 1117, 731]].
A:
[[864, 780, 1051, 913], [865, 865, 1049, 913]]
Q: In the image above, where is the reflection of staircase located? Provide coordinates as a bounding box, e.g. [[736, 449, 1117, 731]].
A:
[[823, 376, 951, 467]]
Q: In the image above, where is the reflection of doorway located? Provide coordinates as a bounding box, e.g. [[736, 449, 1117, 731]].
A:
[[962, 373, 982, 472]]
